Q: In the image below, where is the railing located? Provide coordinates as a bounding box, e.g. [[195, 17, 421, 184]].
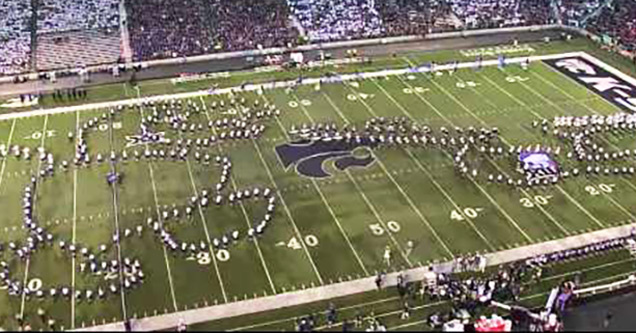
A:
[[573, 274, 636, 298]]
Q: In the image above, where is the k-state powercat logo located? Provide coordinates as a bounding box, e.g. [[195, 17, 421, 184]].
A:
[[544, 56, 636, 112], [275, 139, 376, 178]]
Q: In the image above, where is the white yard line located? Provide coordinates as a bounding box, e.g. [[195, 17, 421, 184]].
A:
[[248, 128, 325, 285], [501, 69, 635, 221], [0, 118, 16, 190], [135, 88, 179, 312], [198, 97, 276, 295], [449, 70, 571, 235], [526, 69, 636, 221], [320, 92, 456, 259], [106, 115, 130, 322], [478, 71, 606, 228], [71, 110, 79, 329], [0, 53, 588, 123], [19, 114, 49, 321], [400, 59, 534, 243], [295, 92, 413, 266], [367, 81, 499, 250], [345, 170, 413, 267], [270, 94, 370, 276], [75, 222, 636, 332]]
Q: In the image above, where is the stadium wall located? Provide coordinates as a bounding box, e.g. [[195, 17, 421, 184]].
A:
[[0, 24, 600, 86]]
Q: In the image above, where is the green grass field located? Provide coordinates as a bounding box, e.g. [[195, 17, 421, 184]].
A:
[[186, 249, 636, 331], [1, 40, 636, 331]]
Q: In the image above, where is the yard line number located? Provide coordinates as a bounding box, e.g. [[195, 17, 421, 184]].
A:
[[456, 81, 479, 89], [287, 235, 319, 250], [520, 195, 552, 208], [369, 221, 401, 236], [450, 207, 483, 221], [585, 183, 616, 196], [24, 130, 56, 140], [288, 100, 312, 108], [505, 75, 529, 83], [187, 250, 230, 264], [402, 87, 428, 94]]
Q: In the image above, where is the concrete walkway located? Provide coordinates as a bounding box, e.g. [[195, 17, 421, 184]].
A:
[[75, 223, 636, 332]]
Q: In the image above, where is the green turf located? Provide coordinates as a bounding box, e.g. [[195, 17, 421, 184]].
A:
[[1, 38, 636, 331], [185, 249, 635, 331]]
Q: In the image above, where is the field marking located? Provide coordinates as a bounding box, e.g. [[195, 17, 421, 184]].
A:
[[450, 71, 572, 236], [297, 92, 414, 266], [400, 61, 535, 244], [368, 80, 499, 250], [526, 67, 636, 220], [234, 254, 635, 331], [345, 170, 413, 267], [19, 114, 49, 322], [320, 91, 456, 259], [71, 110, 80, 328], [267, 94, 370, 276], [106, 113, 130, 322], [243, 108, 325, 285], [0, 53, 589, 123], [75, 221, 636, 332], [393, 61, 535, 244], [479, 70, 606, 228], [135, 87, 179, 312], [500, 68, 636, 221], [199, 97, 277, 295], [173, 115, 229, 302], [0, 118, 16, 190]]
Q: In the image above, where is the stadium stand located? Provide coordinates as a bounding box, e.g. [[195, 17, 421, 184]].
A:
[[35, 0, 121, 70], [288, 0, 385, 42], [211, 0, 299, 52], [447, 0, 554, 30], [35, 30, 122, 71], [0, 0, 32, 75], [557, 0, 605, 27], [36, 0, 120, 33], [374, 0, 457, 36], [586, 0, 636, 50], [126, 0, 215, 61]]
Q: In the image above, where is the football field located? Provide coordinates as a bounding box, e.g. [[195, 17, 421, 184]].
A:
[[2, 50, 636, 330]]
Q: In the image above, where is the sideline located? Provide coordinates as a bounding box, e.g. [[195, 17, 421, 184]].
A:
[[0, 52, 584, 122], [75, 223, 636, 331]]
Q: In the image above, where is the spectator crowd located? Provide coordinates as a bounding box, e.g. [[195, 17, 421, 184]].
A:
[[586, 0, 636, 51], [0, 0, 32, 75], [37, 0, 120, 34], [4, 0, 636, 73], [447, 0, 553, 30], [288, 0, 384, 42]]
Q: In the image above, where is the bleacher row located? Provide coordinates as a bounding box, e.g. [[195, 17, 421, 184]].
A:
[[0, 0, 633, 75]]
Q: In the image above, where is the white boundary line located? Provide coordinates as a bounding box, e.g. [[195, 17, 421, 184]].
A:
[[0, 52, 587, 123], [75, 222, 636, 332]]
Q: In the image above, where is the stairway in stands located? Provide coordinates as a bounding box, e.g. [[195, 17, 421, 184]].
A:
[[36, 29, 121, 71]]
